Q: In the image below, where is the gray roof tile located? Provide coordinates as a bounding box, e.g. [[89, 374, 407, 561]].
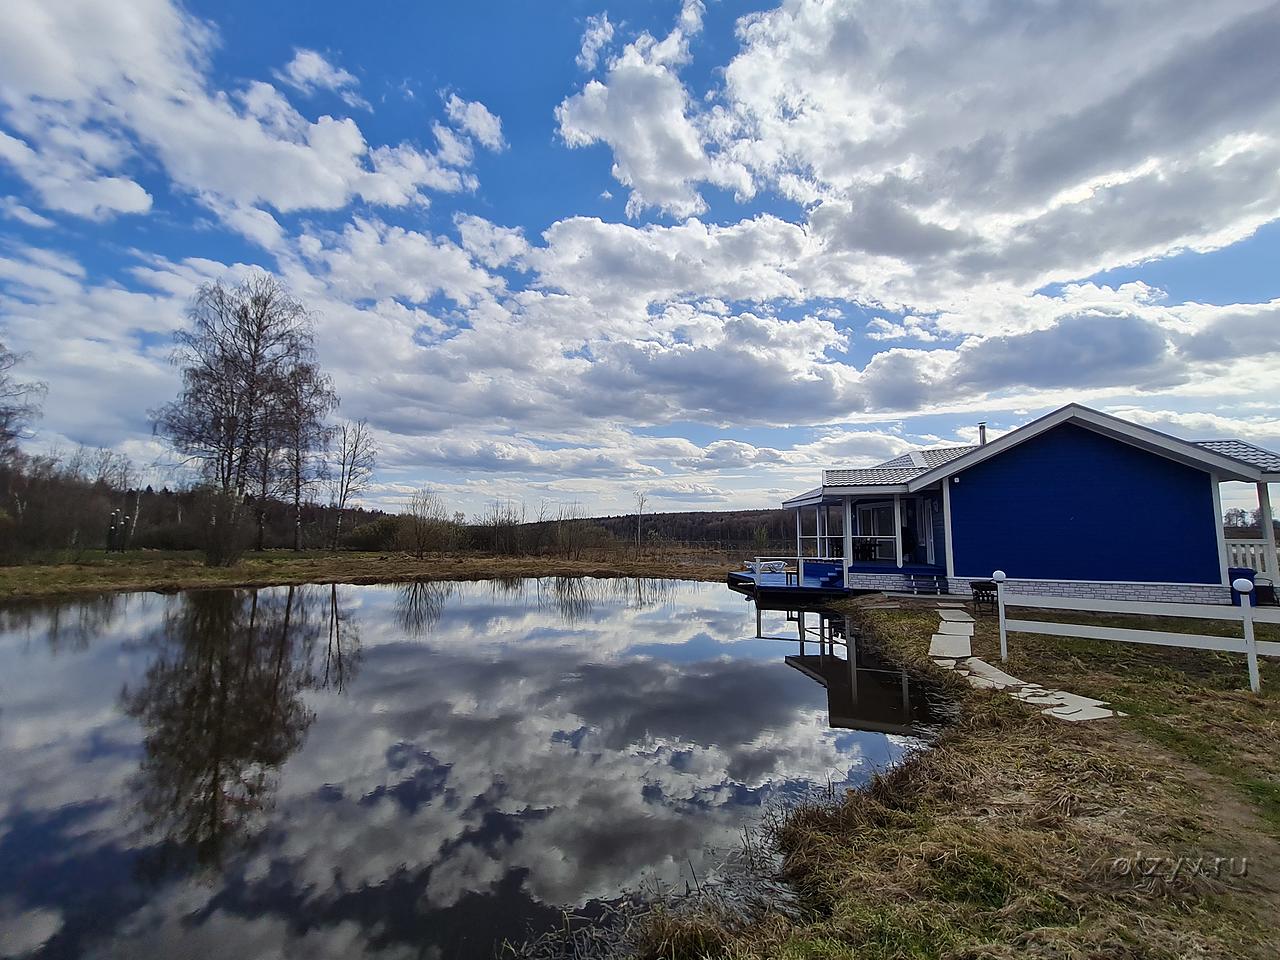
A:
[[822, 444, 978, 486], [1195, 439, 1280, 473]]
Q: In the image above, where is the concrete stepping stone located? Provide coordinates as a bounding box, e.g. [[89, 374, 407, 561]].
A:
[[1013, 690, 1063, 704], [1050, 691, 1110, 710], [1043, 704, 1115, 722], [935, 620, 974, 636], [933, 658, 957, 669], [928, 634, 972, 658], [964, 658, 1023, 689], [938, 610, 975, 623], [967, 675, 1001, 689]]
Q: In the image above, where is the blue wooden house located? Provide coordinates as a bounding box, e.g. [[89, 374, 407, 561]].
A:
[[735, 404, 1280, 604]]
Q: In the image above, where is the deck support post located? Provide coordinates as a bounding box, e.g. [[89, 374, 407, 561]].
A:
[[1260, 482, 1277, 578], [843, 497, 853, 589], [1211, 476, 1230, 585], [755, 601, 762, 638], [893, 494, 904, 568], [941, 481, 956, 578], [795, 510, 805, 583]]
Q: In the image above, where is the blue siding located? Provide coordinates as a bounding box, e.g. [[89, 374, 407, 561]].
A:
[[949, 423, 1222, 584]]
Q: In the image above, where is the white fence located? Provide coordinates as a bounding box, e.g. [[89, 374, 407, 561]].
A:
[[1226, 539, 1274, 575], [993, 572, 1280, 693]]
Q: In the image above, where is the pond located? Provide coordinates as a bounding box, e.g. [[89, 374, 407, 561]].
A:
[[0, 578, 940, 959]]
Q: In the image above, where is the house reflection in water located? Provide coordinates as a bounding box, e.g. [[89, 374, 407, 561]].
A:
[[784, 615, 943, 737]]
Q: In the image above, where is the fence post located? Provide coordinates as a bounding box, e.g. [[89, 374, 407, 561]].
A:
[[1234, 577, 1260, 693], [993, 569, 1008, 662]]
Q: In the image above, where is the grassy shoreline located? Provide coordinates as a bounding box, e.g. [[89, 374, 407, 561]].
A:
[[630, 601, 1280, 959], [0, 549, 732, 601]]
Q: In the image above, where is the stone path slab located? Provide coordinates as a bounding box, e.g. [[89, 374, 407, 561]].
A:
[[925, 611, 1119, 723], [928, 634, 972, 658], [964, 658, 1023, 689]]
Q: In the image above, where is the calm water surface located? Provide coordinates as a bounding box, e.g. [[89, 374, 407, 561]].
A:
[[0, 578, 936, 959]]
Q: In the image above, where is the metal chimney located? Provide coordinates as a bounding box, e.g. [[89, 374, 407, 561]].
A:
[[978, 422, 988, 445]]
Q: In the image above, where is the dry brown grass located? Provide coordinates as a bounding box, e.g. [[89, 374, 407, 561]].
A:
[[0, 548, 735, 600]]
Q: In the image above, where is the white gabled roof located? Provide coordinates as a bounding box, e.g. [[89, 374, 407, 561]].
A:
[[903, 404, 1269, 490], [822, 445, 975, 488], [781, 403, 1280, 509]]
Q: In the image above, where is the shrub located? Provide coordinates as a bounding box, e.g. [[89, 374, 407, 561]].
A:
[[339, 515, 401, 551]]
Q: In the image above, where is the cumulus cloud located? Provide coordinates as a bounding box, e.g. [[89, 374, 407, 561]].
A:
[[557, 1, 752, 218], [0, 0, 473, 227], [275, 48, 369, 109], [576, 13, 615, 72], [444, 94, 505, 151], [3, 0, 1280, 514]]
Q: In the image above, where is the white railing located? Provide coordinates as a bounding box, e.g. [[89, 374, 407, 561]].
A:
[[796, 534, 845, 557], [1226, 539, 1274, 574], [991, 571, 1280, 693], [750, 555, 846, 583]]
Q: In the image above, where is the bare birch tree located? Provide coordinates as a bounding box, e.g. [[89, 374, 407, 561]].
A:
[[278, 361, 337, 550], [634, 489, 648, 558], [327, 419, 376, 548], [152, 274, 317, 565], [0, 341, 45, 463]]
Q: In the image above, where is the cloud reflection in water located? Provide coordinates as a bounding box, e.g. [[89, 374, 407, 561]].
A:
[[0, 578, 924, 959]]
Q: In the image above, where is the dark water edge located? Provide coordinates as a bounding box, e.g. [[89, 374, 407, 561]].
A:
[[0, 578, 943, 960]]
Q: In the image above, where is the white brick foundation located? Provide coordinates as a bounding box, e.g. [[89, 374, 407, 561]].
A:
[[946, 577, 1232, 605], [848, 572, 918, 592], [846, 572, 1233, 604]]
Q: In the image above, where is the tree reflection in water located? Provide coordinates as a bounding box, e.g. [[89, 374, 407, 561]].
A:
[[394, 580, 455, 637], [121, 585, 359, 868], [0, 593, 127, 653], [534, 576, 679, 623], [321, 583, 362, 691]]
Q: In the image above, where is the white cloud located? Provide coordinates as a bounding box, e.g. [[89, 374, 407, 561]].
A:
[[454, 214, 530, 269], [275, 48, 369, 109], [0, 0, 473, 227], [556, 1, 752, 218], [0, 130, 152, 220], [2, 0, 1280, 515], [444, 94, 505, 151], [0, 196, 55, 227], [576, 13, 614, 72]]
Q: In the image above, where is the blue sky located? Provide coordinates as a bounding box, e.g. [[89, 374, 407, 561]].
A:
[[1, 0, 1278, 515]]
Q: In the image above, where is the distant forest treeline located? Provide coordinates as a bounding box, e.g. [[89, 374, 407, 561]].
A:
[[592, 508, 791, 548]]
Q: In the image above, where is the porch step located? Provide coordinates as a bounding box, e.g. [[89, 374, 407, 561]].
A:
[[905, 573, 948, 596]]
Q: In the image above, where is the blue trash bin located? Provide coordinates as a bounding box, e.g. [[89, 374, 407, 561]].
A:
[[1228, 566, 1256, 606]]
